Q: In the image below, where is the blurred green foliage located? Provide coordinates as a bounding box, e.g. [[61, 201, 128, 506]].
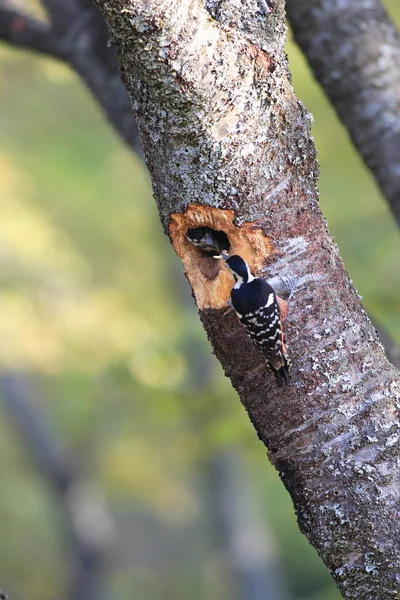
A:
[[0, 2, 399, 599]]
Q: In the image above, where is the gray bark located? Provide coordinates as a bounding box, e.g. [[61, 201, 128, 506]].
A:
[[286, 0, 400, 225], [91, 1, 400, 598]]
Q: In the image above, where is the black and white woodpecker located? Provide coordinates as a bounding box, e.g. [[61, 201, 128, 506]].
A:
[[223, 254, 291, 387]]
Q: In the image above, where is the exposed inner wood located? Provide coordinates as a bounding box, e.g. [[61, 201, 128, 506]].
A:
[[169, 204, 273, 309]]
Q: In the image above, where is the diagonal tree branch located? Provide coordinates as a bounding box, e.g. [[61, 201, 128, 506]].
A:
[[0, 0, 140, 150], [40, 0, 82, 31], [0, 4, 66, 59], [91, 1, 400, 597], [63, 1, 141, 151], [286, 0, 400, 226]]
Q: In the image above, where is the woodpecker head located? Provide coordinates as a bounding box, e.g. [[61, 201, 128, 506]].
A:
[[224, 255, 254, 287]]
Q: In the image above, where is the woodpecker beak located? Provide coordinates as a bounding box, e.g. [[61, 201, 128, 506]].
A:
[[213, 250, 230, 260]]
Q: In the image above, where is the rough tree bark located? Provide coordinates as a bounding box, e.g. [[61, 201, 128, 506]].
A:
[[89, 1, 400, 598], [286, 0, 400, 225]]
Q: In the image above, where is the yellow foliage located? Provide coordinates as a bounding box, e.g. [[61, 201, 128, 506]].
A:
[[38, 59, 74, 86], [0, 153, 87, 277], [129, 348, 186, 390], [0, 154, 188, 374]]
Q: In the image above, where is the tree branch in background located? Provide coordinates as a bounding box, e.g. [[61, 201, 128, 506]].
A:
[[0, 3, 66, 59], [0, 0, 139, 150], [286, 0, 400, 226], [64, 1, 141, 151], [0, 374, 115, 600], [90, 0, 400, 597]]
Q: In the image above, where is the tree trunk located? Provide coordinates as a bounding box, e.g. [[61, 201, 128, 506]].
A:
[[93, 0, 400, 597]]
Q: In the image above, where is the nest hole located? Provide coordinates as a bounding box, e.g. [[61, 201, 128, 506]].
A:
[[186, 226, 230, 257], [169, 205, 273, 309]]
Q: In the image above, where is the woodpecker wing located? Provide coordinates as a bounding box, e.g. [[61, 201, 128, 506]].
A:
[[231, 278, 290, 385]]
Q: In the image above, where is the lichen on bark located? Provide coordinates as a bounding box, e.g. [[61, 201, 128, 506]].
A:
[[93, 0, 400, 597]]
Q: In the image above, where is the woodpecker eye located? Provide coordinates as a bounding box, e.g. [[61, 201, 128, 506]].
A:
[[186, 227, 230, 257]]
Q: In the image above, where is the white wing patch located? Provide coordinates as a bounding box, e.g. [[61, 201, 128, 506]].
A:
[[266, 293, 275, 308]]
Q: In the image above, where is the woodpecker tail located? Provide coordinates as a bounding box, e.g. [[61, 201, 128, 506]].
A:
[[267, 348, 291, 387], [269, 362, 291, 387]]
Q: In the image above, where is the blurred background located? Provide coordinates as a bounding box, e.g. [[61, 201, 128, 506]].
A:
[[0, 1, 399, 599]]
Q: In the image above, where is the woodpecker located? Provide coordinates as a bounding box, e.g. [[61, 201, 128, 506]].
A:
[[224, 255, 291, 387]]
